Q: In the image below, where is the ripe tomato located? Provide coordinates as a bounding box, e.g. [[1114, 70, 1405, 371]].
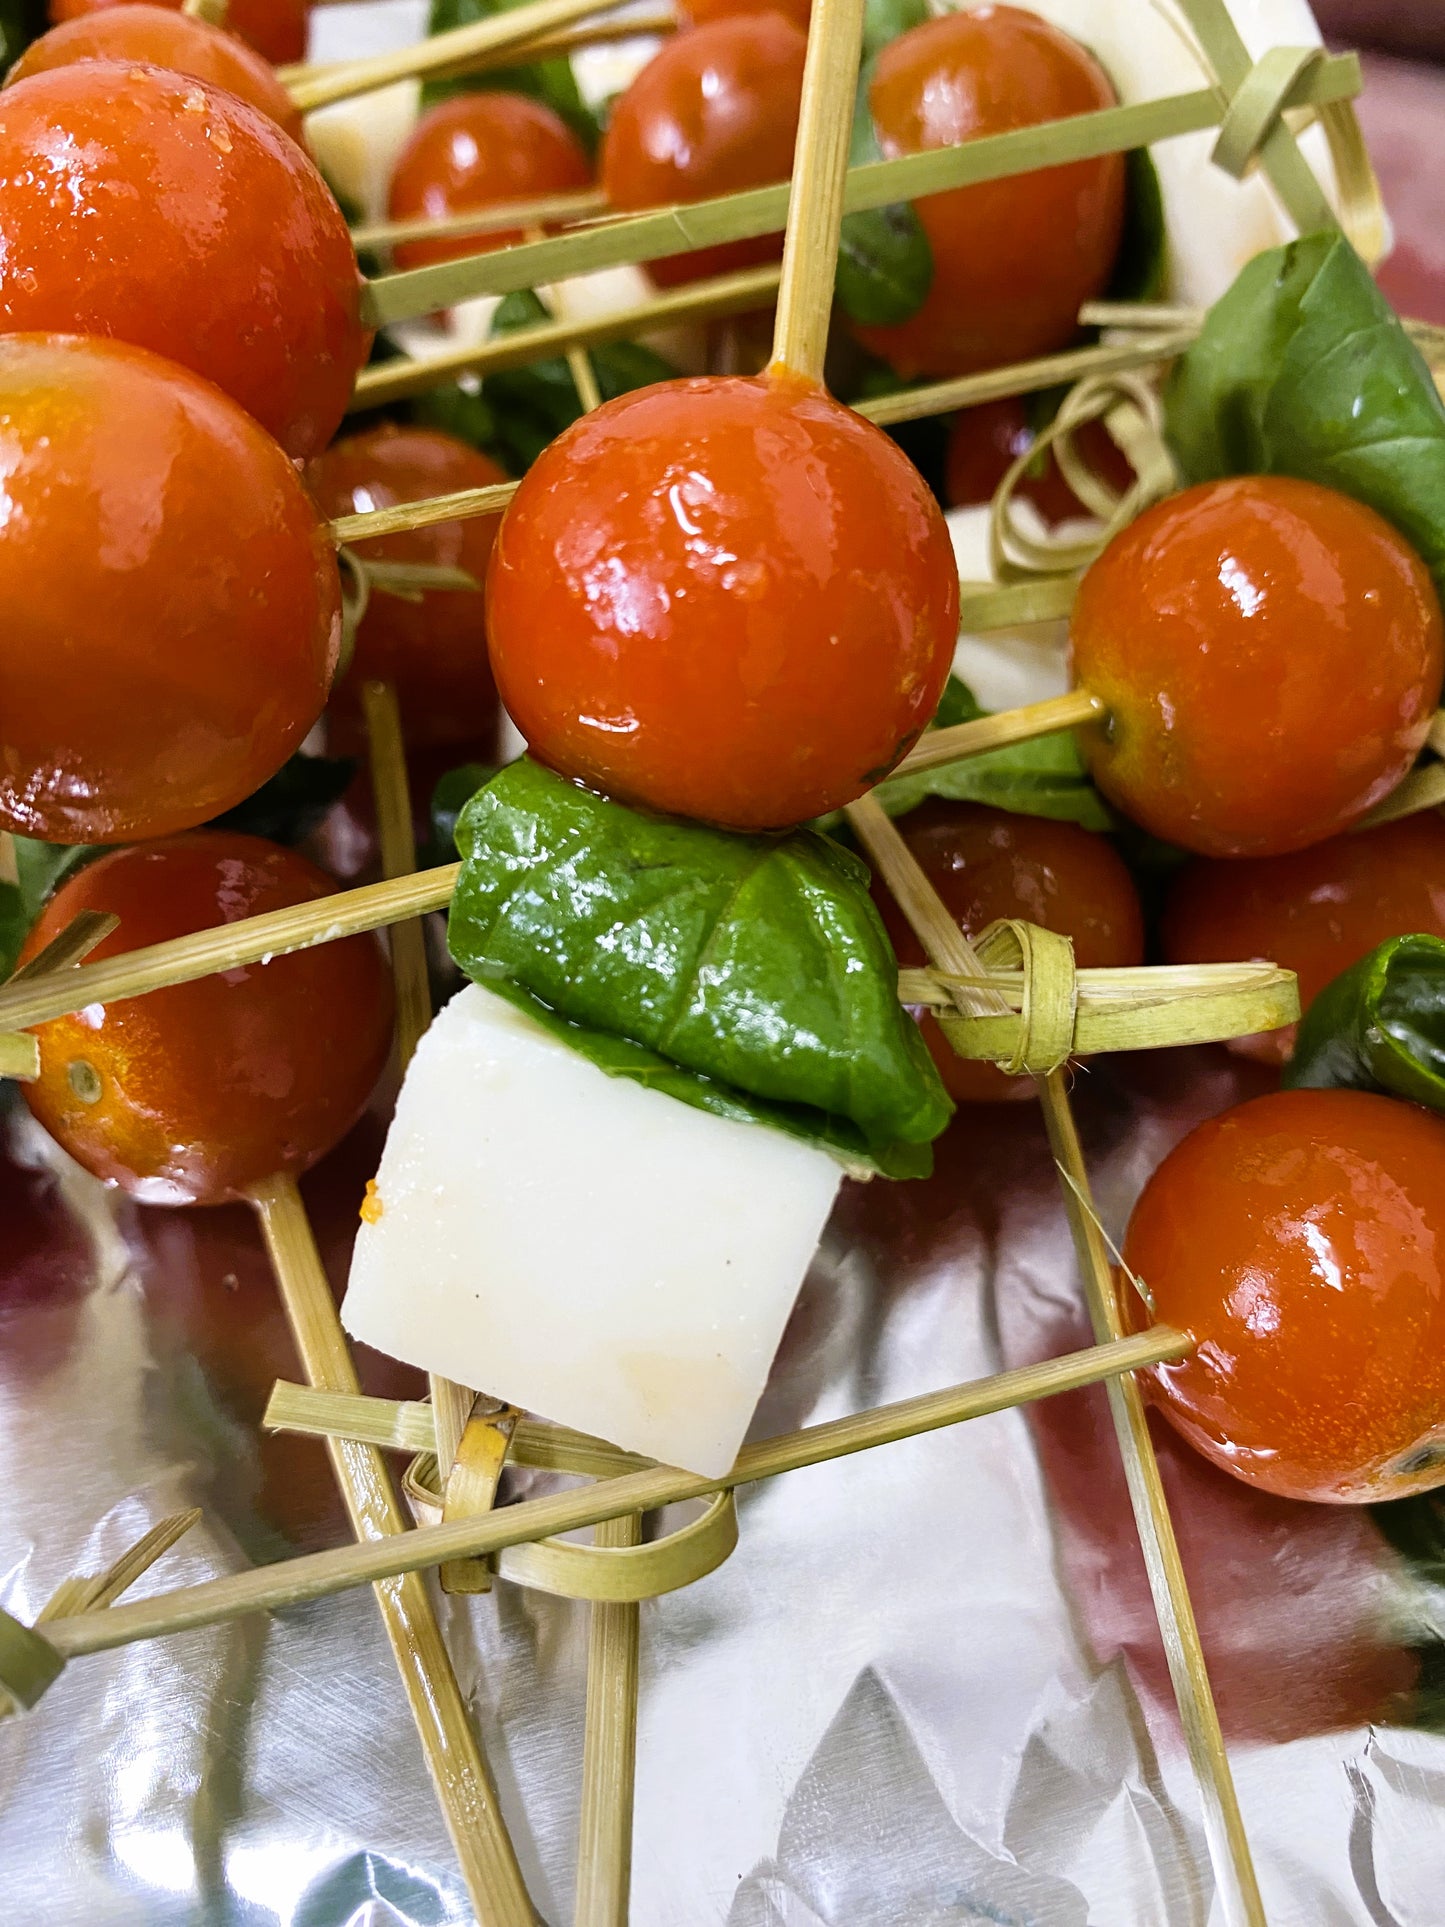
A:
[[20, 834, 395, 1206], [1071, 476, 1444, 857], [1161, 813, 1445, 1067], [0, 334, 338, 844], [8, 7, 303, 137], [306, 423, 505, 753], [49, 0, 309, 66], [601, 14, 806, 287], [486, 371, 959, 828], [387, 92, 592, 272], [869, 800, 1144, 1101], [0, 62, 368, 458], [1123, 1087, 1445, 1504], [852, 6, 1125, 378], [944, 396, 1135, 525]]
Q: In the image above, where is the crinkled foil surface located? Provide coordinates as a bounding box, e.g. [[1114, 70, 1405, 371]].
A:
[[5, 1038, 1445, 1926]]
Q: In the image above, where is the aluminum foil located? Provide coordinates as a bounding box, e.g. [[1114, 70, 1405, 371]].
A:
[[3, 1037, 1445, 1926]]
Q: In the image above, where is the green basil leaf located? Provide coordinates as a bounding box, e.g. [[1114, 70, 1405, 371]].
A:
[[0, 0, 43, 79], [1165, 231, 1445, 596], [830, 677, 1115, 830], [0, 882, 28, 983], [1283, 933, 1445, 1113], [0, 839, 104, 980], [429, 761, 496, 862], [1105, 148, 1167, 305], [834, 58, 932, 328], [210, 753, 357, 846], [863, 0, 928, 60], [420, 0, 599, 149], [448, 758, 953, 1172]]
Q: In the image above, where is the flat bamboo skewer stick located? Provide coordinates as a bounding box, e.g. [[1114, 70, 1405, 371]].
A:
[[290, 0, 627, 112], [358, 54, 1361, 326], [352, 187, 609, 255], [351, 262, 782, 411], [853, 329, 1198, 428], [359, 680, 477, 1475], [23, 1325, 1190, 1664], [287, 8, 674, 96], [574, 1511, 642, 1927], [1036, 1073, 1265, 1927], [246, 1173, 535, 1927]]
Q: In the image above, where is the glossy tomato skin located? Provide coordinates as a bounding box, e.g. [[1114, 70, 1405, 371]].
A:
[[1071, 476, 1445, 858], [854, 6, 1125, 378], [1123, 1088, 1445, 1504], [20, 835, 395, 1207], [944, 396, 1134, 525], [8, 7, 303, 137], [0, 334, 339, 844], [0, 63, 368, 458], [387, 92, 592, 271], [306, 424, 505, 752], [870, 800, 1144, 1101], [49, 0, 308, 66], [1161, 814, 1445, 1067], [601, 15, 806, 287], [487, 372, 960, 828]]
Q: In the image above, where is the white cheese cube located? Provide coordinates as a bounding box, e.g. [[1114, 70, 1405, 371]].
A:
[[342, 984, 843, 1477]]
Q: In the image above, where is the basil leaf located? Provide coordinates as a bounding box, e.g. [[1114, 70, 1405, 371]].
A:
[[0, 840, 104, 980], [838, 677, 1115, 831], [863, 0, 927, 60], [1105, 148, 1167, 305], [420, 0, 599, 149], [0, 0, 43, 79], [835, 58, 932, 328], [210, 753, 357, 846], [448, 758, 953, 1172], [429, 761, 496, 862], [1165, 231, 1445, 596], [1283, 934, 1445, 1114]]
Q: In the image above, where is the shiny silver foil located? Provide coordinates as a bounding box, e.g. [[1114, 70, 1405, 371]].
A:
[[3, 1041, 1443, 1926]]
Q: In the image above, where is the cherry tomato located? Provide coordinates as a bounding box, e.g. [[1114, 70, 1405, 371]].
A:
[[0, 62, 368, 458], [49, 0, 309, 67], [1161, 813, 1445, 1067], [601, 15, 806, 287], [1123, 1087, 1445, 1504], [486, 371, 959, 828], [852, 6, 1125, 379], [1071, 476, 1444, 858], [305, 423, 505, 753], [0, 334, 339, 843], [869, 800, 1144, 1101], [944, 396, 1135, 525], [20, 834, 395, 1206], [8, 7, 302, 136], [387, 92, 592, 272], [682, 0, 809, 27]]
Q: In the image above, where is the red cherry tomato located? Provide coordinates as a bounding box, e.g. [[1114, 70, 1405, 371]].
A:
[[853, 6, 1125, 378], [601, 15, 806, 287], [305, 424, 505, 753], [387, 92, 593, 272], [49, 0, 309, 67], [1161, 813, 1445, 1067], [682, 0, 809, 26], [869, 800, 1144, 1102], [20, 834, 395, 1206], [0, 62, 368, 458], [944, 396, 1135, 525], [8, 7, 303, 137], [1071, 476, 1445, 858], [0, 334, 339, 844], [486, 371, 960, 828], [1123, 1087, 1445, 1504]]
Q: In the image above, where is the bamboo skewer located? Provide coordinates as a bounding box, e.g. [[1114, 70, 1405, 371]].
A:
[[359, 55, 1360, 327], [352, 187, 609, 256], [1036, 1073, 1265, 1927], [358, 680, 479, 1478], [18, 1326, 1190, 1665], [574, 1514, 642, 1927], [351, 263, 782, 411], [331, 485, 517, 548], [290, 0, 629, 112], [246, 1173, 535, 1927]]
